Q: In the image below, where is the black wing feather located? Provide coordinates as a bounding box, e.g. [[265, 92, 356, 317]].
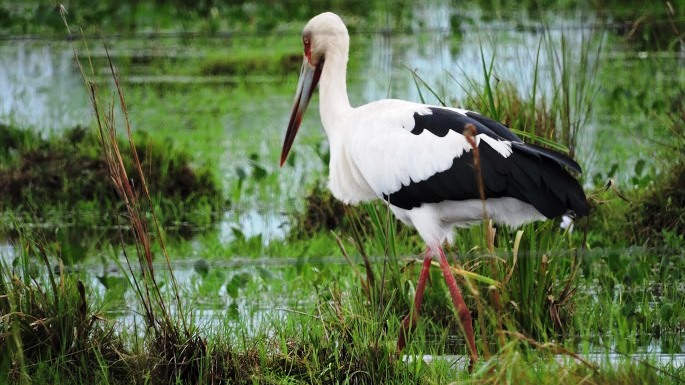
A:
[[512, 142, 582, 174], [411, 108, 518, 141], [464, 111, 523, 143], [386, 107, 589, 218], [413, 107, 582, 174]]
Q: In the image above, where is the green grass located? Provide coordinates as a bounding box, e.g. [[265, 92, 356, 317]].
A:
[[0, 237, 128, 384], [0, 0, 413, 35], [2, 231, 684, 384], [2, 1, 685, 384], [3, 0, 684, 38], [0, 123, 226, 246]]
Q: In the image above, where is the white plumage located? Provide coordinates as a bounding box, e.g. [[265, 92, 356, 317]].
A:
[[280, 12, 589, 367], [326, 100, 540, 245]]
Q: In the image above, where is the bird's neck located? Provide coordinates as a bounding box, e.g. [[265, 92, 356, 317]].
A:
[[318, 50, 352, 136]]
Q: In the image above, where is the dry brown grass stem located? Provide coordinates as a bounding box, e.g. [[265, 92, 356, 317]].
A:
[[60, 3, 187, 336], [502, 230, 523, 286], [463, 123, 489, 222], [465, 123, 505, 361]]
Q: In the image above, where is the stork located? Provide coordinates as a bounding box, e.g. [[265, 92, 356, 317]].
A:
[[280, 12, 589, 368]]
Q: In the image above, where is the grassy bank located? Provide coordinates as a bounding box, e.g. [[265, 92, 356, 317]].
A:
[[2, 221, 684, 384], [2, 0, 684, 38], [0, 123, 226, 244]]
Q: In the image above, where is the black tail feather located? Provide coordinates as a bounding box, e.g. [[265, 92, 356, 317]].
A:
[[512, 142, 582, 174]]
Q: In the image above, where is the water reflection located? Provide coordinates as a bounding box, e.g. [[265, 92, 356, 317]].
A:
[[408, 350, 685, 371], [219, 208, 289, 244], [0, 41, 89, 130], [0, 242, 16, 264]]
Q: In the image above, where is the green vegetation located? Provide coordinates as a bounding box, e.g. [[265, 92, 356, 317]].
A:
[[0, 123, 226, 242], [632, 106, 685, 244], [1, 0, 685, 384], [2, 0, 684, 40], [0, 0, 412, 34], [2, 222, 684, 384]]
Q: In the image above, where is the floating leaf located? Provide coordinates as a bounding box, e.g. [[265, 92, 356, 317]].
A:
[[257, 266, 274, 281], [634, 158, 646, 176], [194, 258, 210, 277], [226, 272, 251, 299]]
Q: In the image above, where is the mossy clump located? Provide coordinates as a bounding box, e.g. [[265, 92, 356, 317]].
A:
[[633, 107, 685, 244], [200, 52, 301, 77], [635, 163, 685, 242], [0, 124, 225, 232], [288, 182, 352, 238]]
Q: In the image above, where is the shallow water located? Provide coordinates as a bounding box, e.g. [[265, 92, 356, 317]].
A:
[[2, 240, 682, 364], [407, 351, 685, 371], [0, 40, 90, 131]]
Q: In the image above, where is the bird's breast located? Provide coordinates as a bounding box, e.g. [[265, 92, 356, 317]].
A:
[[327, 135, 377, 205]]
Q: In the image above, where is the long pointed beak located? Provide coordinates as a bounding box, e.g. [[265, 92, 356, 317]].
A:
[[280, 57, 323, 167]]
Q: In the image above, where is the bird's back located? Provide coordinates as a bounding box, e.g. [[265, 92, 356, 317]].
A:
[[341, 100, 588, 228]]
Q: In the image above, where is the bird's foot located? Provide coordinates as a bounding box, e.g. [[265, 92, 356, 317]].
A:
[[467, 354, 477, 373]]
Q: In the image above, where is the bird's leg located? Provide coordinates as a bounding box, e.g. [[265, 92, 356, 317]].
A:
[[436, 246, 478, 370], [397, 247, 433, 351]]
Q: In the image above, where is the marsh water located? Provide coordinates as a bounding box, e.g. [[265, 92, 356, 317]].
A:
[[42, 248, 683, 363], [3, 8, 683, 243], [2, 3, 685, 363]]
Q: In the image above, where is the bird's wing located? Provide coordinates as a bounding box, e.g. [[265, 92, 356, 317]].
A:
[[348, 103, 588, 218], [443, 108, 582, 173], [444, 108, 524, 143], [444, 108, 583, 174]]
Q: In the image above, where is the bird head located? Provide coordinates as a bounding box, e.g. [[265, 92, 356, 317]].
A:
[[280, 12, 348, 167]]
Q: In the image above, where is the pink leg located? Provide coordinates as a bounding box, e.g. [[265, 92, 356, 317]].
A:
[[436, 246, 478, 368], [397, 248, 433, 351]]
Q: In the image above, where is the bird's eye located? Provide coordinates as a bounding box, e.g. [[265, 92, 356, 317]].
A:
[[303, 36, 311, 55]]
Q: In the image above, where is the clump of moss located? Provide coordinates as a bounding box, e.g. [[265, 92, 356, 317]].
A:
[[288, 182, 352, 238], [0, 124, 225, 233], [634, 105, 685, 244], [200, 52, 301, 77], [636, 164, 685, 241]]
